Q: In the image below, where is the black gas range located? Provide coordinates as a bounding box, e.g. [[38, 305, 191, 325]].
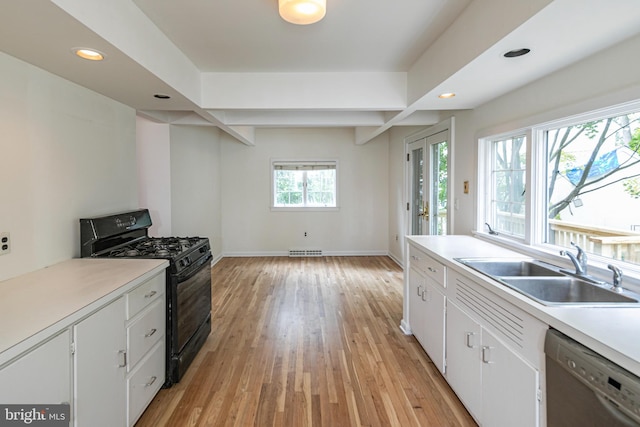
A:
[[103, 236, 210, 274], [80, 209, 212, 387]]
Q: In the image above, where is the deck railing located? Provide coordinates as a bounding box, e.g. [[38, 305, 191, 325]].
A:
[[549, 220, 640, 263], [495, 213, 640, 263]]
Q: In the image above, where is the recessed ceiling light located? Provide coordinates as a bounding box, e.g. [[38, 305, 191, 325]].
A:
[[439, 92, 456, 99], [154, 94, 171, 99], [73, 48, 105, 61], [503, 48, 531, 58]]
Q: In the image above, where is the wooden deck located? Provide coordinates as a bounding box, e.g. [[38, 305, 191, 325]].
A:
[[135, 256, 476, 427]]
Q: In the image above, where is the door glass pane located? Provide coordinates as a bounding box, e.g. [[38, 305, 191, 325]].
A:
[[432, 141, 448, 235], [412, 147, 424, 234]]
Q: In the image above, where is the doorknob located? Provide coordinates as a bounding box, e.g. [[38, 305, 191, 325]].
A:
[[417, 202, 429, 220]]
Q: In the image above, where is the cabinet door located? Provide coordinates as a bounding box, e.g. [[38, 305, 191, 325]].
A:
[[408, 268, 428, 346], [0, 330, 71, 405], [445, 301, 481, 420], [74, 297, 127, 427], [481, 329, 539, 427], [422, 283, 446, 373]]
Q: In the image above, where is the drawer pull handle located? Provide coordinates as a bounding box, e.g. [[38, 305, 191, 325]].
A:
[[428, 267, 437, 273], [465, 332, 476, 348], [144, 290, 157, 298], [482, 346, 493, 364], [145, 376, 158, 387], [145, 328, 157, 338]]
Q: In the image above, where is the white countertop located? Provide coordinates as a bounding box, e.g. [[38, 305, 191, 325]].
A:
[[407, 235, 640, 377], [0, 258, 168, 362]]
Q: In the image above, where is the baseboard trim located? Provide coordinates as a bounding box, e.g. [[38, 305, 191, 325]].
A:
[[400, 319, 412, 335], [222, 250, 390, 257]]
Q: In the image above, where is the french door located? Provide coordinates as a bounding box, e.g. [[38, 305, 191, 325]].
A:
[[408, 122, 451, 236]]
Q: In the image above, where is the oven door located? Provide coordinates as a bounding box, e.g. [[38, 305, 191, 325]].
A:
[[170, 254, 212, 354]]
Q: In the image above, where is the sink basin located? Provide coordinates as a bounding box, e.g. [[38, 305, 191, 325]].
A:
[[455, 257, 640, 306], [500, 277, 639, 305], [455, 258, 564, 277]]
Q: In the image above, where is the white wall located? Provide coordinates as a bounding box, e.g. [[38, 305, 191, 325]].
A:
[[220, 128, 389, 255], [136, 121, 223, 260], [169, 125, 222, 258], [0, 52, 138, 281], [386, 33, 640, 266], [136, 117, 172, 237], [451, 32, 640, 236]]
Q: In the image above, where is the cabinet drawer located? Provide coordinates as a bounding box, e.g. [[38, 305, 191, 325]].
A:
[[127, 273, 165, 320], [127, 341, 165, 427], [409, 245, 446, 287], [127, 299, 165, 369]]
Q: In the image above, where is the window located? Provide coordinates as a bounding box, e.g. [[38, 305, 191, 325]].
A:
[[544, 108, 640, 263], [272, 160, 337, 208], [489, 135, 527, 238], [481, 101, 640, 267]]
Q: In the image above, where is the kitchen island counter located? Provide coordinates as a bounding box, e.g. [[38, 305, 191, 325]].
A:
[[405, 235, 640, 377]]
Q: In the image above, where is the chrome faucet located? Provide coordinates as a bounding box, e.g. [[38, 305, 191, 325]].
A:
[[560, 241, 588, 276], [608, 264, 624, 293]]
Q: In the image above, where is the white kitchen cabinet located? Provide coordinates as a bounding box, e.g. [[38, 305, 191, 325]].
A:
[[74, 297, 127, 427], [481, 327, 539, 427], [408, 243, 446, 373], [446, 273, 541, 427], [0, 329, 71, 405], [445, 301, 482, 419], [74, 272, 166, 427], [125, 273, 165, 426]]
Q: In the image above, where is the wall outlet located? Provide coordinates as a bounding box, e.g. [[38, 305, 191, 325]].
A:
[[0, 232, 10, 255]]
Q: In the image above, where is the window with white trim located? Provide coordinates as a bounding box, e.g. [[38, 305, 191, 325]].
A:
[[272, 160, 337, 208], [481, 101, 640, 267], [489, 134, 527, 238]]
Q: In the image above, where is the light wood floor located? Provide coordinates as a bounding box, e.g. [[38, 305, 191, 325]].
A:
[[136, 256, 476, 427]]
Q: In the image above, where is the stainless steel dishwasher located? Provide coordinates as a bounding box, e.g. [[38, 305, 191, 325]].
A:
[[545, 328, 640, 426]]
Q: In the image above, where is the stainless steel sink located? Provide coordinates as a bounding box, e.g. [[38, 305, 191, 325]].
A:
[[454, 257, 640, 306], [456, 258, 563, 277], [500, 277, 639, 305]]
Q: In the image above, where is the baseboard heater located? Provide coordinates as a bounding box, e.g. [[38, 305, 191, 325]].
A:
[[288, 249, 323, 257]]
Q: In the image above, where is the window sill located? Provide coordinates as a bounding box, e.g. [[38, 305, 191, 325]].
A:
[[270, 207, 339, 212]]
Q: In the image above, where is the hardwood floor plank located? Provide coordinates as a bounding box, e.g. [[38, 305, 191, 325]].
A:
[[136, 256, 476, 427]]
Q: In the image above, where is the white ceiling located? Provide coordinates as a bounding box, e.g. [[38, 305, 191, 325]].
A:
[[1, 0, 640, 145]]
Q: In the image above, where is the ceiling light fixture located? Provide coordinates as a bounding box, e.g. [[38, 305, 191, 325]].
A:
[[73, 48, 105, 61], [279, 0, 326, 25], [439, 92, 456, 99]]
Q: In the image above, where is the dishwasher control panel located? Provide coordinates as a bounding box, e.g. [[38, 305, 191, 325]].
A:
[[546, 329, 640, 424]]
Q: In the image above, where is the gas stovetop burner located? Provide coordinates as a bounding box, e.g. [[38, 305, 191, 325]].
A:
[[106, 236, 209, 260]]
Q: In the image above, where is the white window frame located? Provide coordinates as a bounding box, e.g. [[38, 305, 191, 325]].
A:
[[477, 99, 640, 287], [270, 159, 339, 211], [481, 132, 529, 241]]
